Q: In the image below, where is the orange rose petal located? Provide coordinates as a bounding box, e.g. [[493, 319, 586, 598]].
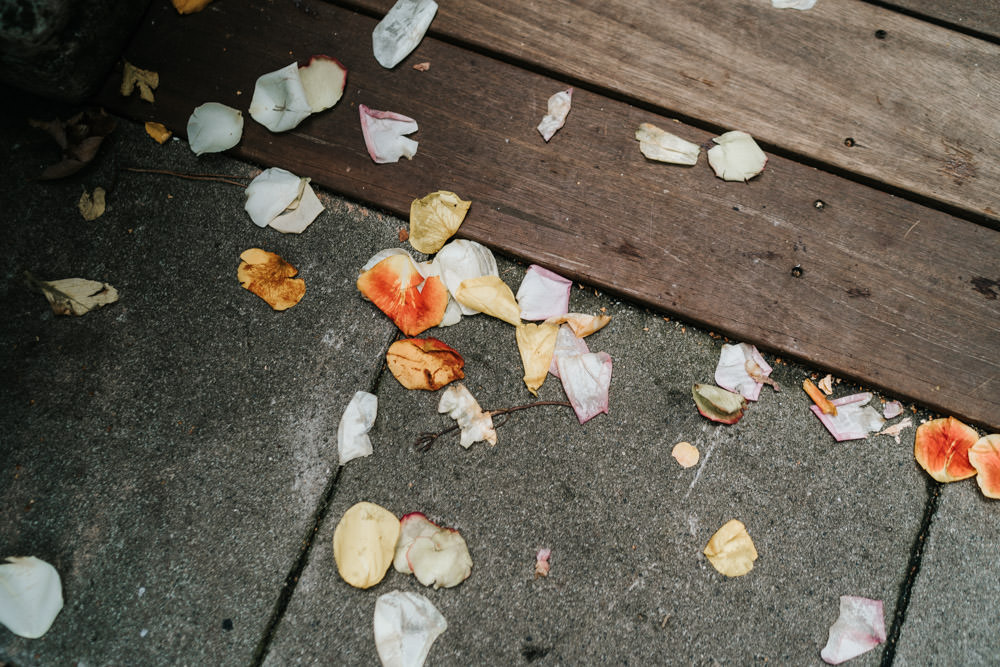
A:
[[237, 248, 306, 311], [913, 416, 979, 483], [672, 442, 700, 468], [386, 338, 465, 391], [969, 434, 1000, 499], [357, 254, 448, 336]]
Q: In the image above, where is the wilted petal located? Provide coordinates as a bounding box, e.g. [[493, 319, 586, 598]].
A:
[[187, 102, 243, 155], [454, 275, 521, 326], [337, 391, 378, 465], [707, 130, 767, 182], [516, 264, 572, 321], [409, 191, 471, 254], [545, 312, 611, 338], [703, 519, 757, 577], [635, 122, 700, 165], [810, 393, 885, 441], [715, 342, 771, 401], [537, 88, 572, 142], [374, 591, 447, 667], [357, 254, 448, 336], [386, 338, 464, 391], [438, 383, 496, 448], [372, 0, 439, 69], [237, 248, 306, 311], [432, 240, 498, 316], [557, 352, 611, 423], [360, 105, 419, 163], [548, 324, 589, 379], [32, 276, 118, 316], [0, 556, 63, 639], [820, 596, 886, 664], [516, 322, 558, 395], [249, 62, 313, 132]]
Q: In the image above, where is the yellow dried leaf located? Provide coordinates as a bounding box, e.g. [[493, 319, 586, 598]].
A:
[[671, 441, 699, 468], [171, 0, 213, 14], [237, 248, 306, 311], [145, 121, 172, 144], [704, 519, 757, 577], [409, 191, 471, 254], [545, 312, 611, 337], [453, 275, 521, 326], [120, 61, 158, 103], [515, 322, 558, 395], [78, 187, 106, 220]]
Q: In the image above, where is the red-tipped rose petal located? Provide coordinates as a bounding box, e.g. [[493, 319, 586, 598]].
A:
[[913, 416, 979, 483], [968, 434, 1000, 499], [357, 253, 447, 336]]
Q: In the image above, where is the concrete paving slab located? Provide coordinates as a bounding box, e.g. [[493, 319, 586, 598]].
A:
[[0, 113, 400, 664], [893, 480, 1000, 665], [265, 262, 930, 665]]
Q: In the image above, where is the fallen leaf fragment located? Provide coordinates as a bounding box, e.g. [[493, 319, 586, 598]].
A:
[[386, 338, 464, 390], [537, 88, 573, 142], [144, 121, 172, 144], [557, 352, 612, 424], [360, 105, 419, 163], [298, 55, 347, 113], [0, 556, 63, 639], [878, 416, 912, 444], [968, 434, 1000, 499], [545, 312, 611, 338], [453, 275, 521, 326], [804, 378, 837, 415], [517, 264, 572, 321], [373, 591, 447, 667], [432, 240, 498, 316], [357, 253, 448, 335], [171, 0, 213, 13], [187, 102, 243, 155], [237, 248, 306, 311], [817, 374, 835, 395], [249, 62, 312, 133], [634, 122, 700, 165], [27, 273, 118, 316], [405, 527, 473, 589], [438, 383, 496, 447], [692, 384, 746, 425], [882, 400, 903, 419], [516, 322, 558, 395], [672, 441, 700, 468], [244, 167, 324, 234], [820, 596, 886, 664], [772, 0, 817, 9], [703, 519, 757, 577], [409, 191, 471, 254], [78, 187, 106, 220], [120, 61, 158, 102], [810, 393, 885, 441], [333, 502, 400, 589], [715, 343, 773, 401], [707, 130, 767, 182], [548, 324, 589, 379], [29, 109, 116, 179], [337, 391, 378, 465], [914, 416, 979, 483], [372, 0, 439, 69], [534, 548, 551, 578]]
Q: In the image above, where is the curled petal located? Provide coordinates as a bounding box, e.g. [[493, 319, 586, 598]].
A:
[[545, 312, 611, 337], [635, 122, 700, 165], [969, 434, 1000, 499], [703, 519, 757, 577], [360, 105, 419, 163], [187, 102, 243, 155], [516, 264, 572, 321], [537, 88, 573, 142], [337, 391, 378, 465], [715, 343, 772, 401], [438, 383, 496, 448], [820, 596, 886, 664], [432, 240, 498, 316], [516, 322, 559, 395], [811, 393, 885, 442], [409, 191, 471, 254]]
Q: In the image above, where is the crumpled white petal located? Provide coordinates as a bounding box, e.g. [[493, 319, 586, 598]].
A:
[[556, 351, 612, 423], [362, 248, 414, 273], [438, 383, 496, 448], [772, 0, 817, 9], [714, 342, 772, 401], [820, 596, 886, 664], [516, 264, 572, 321], [882, 400, 903, 419], [249, 62, 313, 133], [337, 391, 378, 465], [360, 105, 419, 163], [810, 392, 886, 441], [244, 167, 324, 233], [431, 240, 499, 316], [0, 556, 64, 639], [373, 590, 447, 667], [548, 324, 590, 379], [537, 88, 573, 142], [635, 122, 700, 165], [187, 102, 243, 155], [372, 0, 439, 69], [707, 130, 767, 182]]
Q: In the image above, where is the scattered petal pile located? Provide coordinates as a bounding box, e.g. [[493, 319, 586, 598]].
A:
[[333, 502, 401, 589], [386, 338, 465, 390], [703, 519, 757, 577], [372, 0, 439, 69], [237, 248, 306, 311], [338, 391, 379, 465], [820, 596, 886, 664], [634, 122, 700, 165], [0, 556, 64, 639], [360, 105, 420, 163], [373, 591, 447, 667], [438, 383, 497, 447], [537, 88, 573, 142]]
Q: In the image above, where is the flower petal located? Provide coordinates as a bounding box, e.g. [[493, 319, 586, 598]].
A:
[[548, 324, 590, 379], [810, 393, 886, 441], [432, 240, 498, 316], [707, 130, 767, 182], [714, 342, 772, 401], [537, 88, 572, 142], [245, 167, 306, 228], [386, 338, 465, 391], [337, 391, 378, 465], [438, 383, 496, 448], [635, 122, 700, 165], [820, 596, 886, 664], [249, 62, 313, 132], [516, 264, 572, 321], [409, 191, 471, 254], [556, 351, 612, 423], [453, 275, 521, 326], [360, 105, 419, 163], [237, 248, 306, 311], [372, 0, 439, 69], [187, 102, 243, 155], [0, 556, 63, 639], [516, 322, 559, 395], [373, 591, 447, 667], [703, 519, 757, 577]]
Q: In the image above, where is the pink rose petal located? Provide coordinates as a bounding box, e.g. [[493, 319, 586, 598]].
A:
[[810, 393, 886, 441], [359, 104, 419, 163], [714, 343, 772, 401], [820, 596, 886, 664], [516, 264, 572, 321], [556, 351, 611, 423], [548, 324, 589, 379]]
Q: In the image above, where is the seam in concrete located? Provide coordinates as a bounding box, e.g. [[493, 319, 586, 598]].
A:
[[880, 477, 941, 666], [250, 331, 397, 666]]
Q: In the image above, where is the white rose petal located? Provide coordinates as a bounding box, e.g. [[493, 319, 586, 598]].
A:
[[373, 591, 447, 667], [249, 62, 313, 133], [372, 0, 439, 69], [337, 391, 378, 465], [0, 556, 64, 639], [187, 102, 243, 155]]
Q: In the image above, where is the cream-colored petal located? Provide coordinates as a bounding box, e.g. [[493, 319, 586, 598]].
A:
[[515, 322, 558, 395], [409, 191, 471, 254], [453, 275, 521, 326], [704, 519, 757, 577]]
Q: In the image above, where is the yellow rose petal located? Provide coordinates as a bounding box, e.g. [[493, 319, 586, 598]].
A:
[[409, 191, 471, 254], [454, 275, 521, 326], [704, 519, 757, 577], [516, 322, 558, 395]]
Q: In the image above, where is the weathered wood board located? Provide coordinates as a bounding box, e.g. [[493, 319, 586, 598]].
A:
[[878, 0, 1000, 39], [97, 0, 1000, 429], [350, 0, 1000, 222]]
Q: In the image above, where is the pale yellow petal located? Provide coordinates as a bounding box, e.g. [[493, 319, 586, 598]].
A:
[[671, 442, 700, 468], [515, 323, 558, 395], [409, 191, 471, 254], [544, 312, 611, 337], [704, 519, 757, 577], [453, 275, 521, 326]]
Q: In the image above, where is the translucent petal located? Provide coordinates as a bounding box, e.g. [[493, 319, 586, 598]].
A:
[[556, 351, 612, 423], [249, 62, 313, 132], [337, 391, 378, 465], [373, 591, 447, 667], [516, 264, 572, 321], [187, 102, 243, 155]]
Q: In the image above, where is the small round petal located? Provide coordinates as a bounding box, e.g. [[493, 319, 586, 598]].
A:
[[187, 102, 243, 155], [672, 441, 700, 468]]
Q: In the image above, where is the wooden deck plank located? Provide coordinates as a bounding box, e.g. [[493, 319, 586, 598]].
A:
[[96, 0, 1000, 429], [350, 0, 1000, 222], [875, 0, 1000, 40]]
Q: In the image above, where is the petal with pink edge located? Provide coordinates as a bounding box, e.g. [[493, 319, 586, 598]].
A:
[[556, 352, 611, 423], [820, 596, 886, 664]]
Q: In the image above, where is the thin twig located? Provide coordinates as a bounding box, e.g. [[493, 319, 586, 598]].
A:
[[412, 400, 571, 452], [125, 167, 248, 188]]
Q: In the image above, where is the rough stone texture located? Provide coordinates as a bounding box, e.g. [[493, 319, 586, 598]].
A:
[[265, 270, 928, 665], [0, 0, 150, 102], [0, 112, 398, 664], [894, 480, 1000, 665]]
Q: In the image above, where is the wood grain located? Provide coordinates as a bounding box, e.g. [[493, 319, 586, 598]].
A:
[[97, 0, 1000, 428], [348, 0, 1000, 222], [873, 0, 1000, 39]]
